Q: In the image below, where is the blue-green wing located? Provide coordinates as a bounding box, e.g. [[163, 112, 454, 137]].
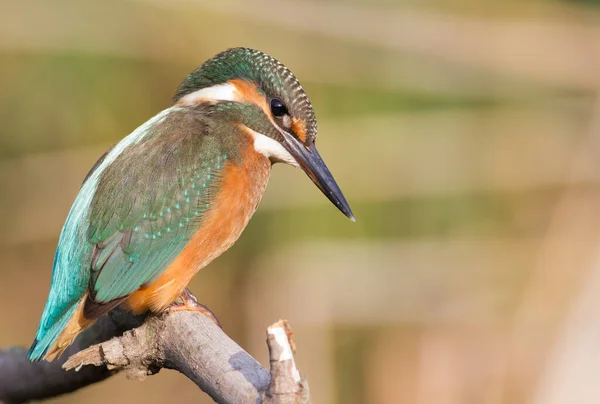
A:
[[88, 144, 225, 303], [28, 107, 229, 360]]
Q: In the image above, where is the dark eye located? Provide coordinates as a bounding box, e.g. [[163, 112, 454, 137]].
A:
[[270, 98, 288, 117]]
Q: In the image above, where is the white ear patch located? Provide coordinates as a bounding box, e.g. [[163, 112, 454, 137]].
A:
[[245, 127, 299, 168], [178, 83, 240, 105]]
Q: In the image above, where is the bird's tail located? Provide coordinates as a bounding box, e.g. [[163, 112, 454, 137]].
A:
[[27, 296, 94, 362]]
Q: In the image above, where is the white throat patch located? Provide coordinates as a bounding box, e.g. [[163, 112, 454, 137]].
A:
[[244, 127, 299, 168]]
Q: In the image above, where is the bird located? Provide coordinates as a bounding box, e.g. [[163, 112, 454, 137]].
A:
[[27, 47, 353, 362]]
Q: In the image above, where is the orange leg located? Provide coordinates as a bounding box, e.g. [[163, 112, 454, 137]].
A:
[[165, 288, 222, 329]]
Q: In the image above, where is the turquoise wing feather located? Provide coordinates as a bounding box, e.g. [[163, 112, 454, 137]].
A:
[[87, 126, 226, 303], [28, 107, 229, 360]]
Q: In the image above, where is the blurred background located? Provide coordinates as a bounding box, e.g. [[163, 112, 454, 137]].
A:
[[2, 0, 600, 403]]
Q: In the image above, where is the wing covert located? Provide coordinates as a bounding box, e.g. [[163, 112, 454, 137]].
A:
[[87, 110, 228, 304]]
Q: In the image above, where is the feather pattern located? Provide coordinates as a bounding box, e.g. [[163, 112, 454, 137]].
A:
[[27, 105, 235, 360], [174, 48, 317, 144]]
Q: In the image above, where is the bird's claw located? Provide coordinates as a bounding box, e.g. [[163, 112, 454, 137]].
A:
[[165, 288, 222, 329]]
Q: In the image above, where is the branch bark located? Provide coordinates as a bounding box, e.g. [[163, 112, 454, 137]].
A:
[[0, 310, 309, 404]]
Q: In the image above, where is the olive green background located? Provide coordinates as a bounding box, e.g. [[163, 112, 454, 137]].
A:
[[2, 0, 600, 403]]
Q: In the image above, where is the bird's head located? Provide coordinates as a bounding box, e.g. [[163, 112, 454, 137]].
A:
[[173, 47, 354, 221]]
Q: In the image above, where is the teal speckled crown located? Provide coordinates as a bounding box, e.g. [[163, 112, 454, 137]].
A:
[[174, 47, 317, 144]]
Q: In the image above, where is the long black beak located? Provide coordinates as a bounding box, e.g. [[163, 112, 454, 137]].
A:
[[282, 133, 355, 221]]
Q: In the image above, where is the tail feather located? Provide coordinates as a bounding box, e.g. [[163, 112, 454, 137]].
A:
[[27, 304, 76, 361], [27, 339, 40, 362], [27, 296, 94, 362]]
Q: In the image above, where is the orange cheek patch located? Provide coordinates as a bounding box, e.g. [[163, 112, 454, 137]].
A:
[[228, 79, 308, 144], [291, 118, 307, 143], [229, 79, 270, 117]]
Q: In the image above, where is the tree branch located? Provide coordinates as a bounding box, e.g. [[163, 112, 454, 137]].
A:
[[0, 310, 140, 403], [0, 310, 309, 404]]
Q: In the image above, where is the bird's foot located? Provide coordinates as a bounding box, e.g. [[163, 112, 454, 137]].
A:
[[165, 288, 222, 329]]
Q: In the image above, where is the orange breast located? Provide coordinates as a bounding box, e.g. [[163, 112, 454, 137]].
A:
[[126, 133, 271, 314]]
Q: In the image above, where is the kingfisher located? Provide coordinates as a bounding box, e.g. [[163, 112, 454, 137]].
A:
[[27, 48, 353, 362]]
